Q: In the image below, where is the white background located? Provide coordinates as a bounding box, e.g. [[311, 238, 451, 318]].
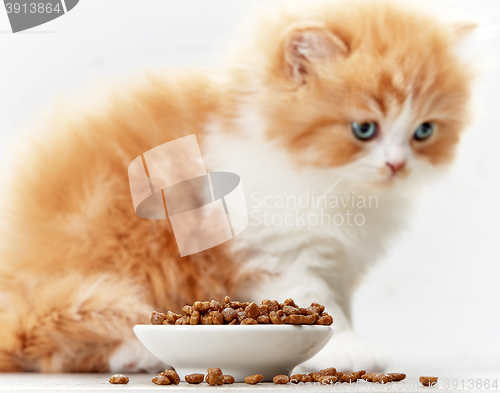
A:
[[0, 0, 499, 374]]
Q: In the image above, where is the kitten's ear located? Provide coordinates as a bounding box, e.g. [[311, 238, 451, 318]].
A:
[[283, 22, 349, 85], [449, 22, 478, 41]]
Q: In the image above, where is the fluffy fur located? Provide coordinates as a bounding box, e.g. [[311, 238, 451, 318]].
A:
[[0, 0, 474, 372]]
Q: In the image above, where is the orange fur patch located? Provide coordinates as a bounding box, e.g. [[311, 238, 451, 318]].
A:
[[0, 73, 251, 371]]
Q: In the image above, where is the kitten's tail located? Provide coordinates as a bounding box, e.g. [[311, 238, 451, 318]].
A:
[[0, 273, 27, 371], [0, 271, 151, 372]]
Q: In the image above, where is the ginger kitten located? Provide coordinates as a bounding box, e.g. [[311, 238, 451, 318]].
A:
[[0, 0, 475, 373]]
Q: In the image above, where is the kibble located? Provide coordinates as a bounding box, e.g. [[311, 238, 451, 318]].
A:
[[361, 372, 406, 383], [373, 374, 393, 384], [221, 308, 237, 323], [193, 301, 211, 313], [290, 374, 312, 383], [150, 311, 166, 325], [420, 376, 438, 386], [245, 303, 260, 319], [190, 310, 200, 325], [269, 370, 407, 386], [159, 369, 180, 385], [269, 310, 285, 324], [309, 372, 322, 382], [210, 300, 222, 311], [285, 314, 318, 325], [223, 375, 235, 384], [206, 368, 224, 386], [241, 318, 258, 325], [182, 305, 193, 315], [150, 297, 333, 326], [361, 372, 378, 382], [315, 313, 334, 325], [152, 375, 170, 385], [319, 367, 337, 376], [200, 314, 213, 325], [389, 373, 406, 382], [319, 375, 338, 384], [256, 315, 270, 324], [284, 298, 298, 307], [244, 374, 264, 384], [109, 374, 129, 384], [341, 370, 365, 383], [237, 311, 247, 323], [165, 311, 181, 325], [258, 305, 269, 316], [273, 375, 290, 384], [211, 311, 224, 325], [185, 373, 204, 384]]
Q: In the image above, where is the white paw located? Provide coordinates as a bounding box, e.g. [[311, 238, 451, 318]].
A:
[[109, 339, 168, 373], [294, 330, 387, 374]]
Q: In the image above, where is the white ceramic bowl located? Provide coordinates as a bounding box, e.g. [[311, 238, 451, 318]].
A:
[[133, 324, 333, 382]]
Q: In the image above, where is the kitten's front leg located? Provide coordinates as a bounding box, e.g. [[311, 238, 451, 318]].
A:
[[239, 265, 387, 373]]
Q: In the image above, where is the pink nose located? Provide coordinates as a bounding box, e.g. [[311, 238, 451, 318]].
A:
[[386, 161, 406, 174]]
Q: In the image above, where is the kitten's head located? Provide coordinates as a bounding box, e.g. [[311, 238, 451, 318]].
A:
[[243, 1, 476, 188]]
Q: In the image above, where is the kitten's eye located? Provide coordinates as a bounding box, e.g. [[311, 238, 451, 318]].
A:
[[414, 122, 435, 141], [351, 121, 378, 141]]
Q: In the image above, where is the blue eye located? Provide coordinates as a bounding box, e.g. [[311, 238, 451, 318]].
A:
[[351, 122, 378, 141], [414, 122, 435, 141]]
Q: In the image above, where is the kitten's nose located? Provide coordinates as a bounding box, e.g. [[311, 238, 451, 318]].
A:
[[386, 160, 406, 174]]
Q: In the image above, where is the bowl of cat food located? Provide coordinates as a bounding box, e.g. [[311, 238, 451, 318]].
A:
[[133, 297, 334, 382]]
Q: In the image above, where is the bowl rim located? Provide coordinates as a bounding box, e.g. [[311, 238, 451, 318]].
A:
[[134, 324, 333, 332]]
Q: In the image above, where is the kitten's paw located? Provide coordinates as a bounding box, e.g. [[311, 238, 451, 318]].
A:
[[109, 339, 168, 373], [294, 331, 387, 374]]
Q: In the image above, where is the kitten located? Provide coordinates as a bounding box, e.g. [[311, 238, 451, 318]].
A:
[[0, 0, 475, 373]]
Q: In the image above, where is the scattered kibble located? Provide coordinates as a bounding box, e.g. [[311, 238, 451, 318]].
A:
[[185, 373, 204, 384], [206, 368, 224, 386], [273, 375, 290, 384], [244, 374, 264, 384], [319, 375, 338, 384], [290, 374, 312, 383], [151, 375, 170, 385], [420, 376, 438, 386], [160, 369, 180, 385], [109, 374, 129, 384]]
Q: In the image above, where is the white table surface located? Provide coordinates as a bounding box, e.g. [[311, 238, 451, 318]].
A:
[[0, 373, 499, 392]]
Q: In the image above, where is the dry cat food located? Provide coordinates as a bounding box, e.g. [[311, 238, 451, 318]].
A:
[[205, 367, 224, 386], [341, 370, 366, 383], [152, 369, 180, 385], [273, 375, 290, 384], [362, 372, 406, 384], [271, 368, 406, 385], [152, 375, 171, 385], [184, 369, 234, 385], [290, 374, 313, 383], [150, 296, 333, 326], [185, 373, 205, 384], [244, 374, 264, 385], [420, 376, 438, 386], [109, 374, 129, 384]]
